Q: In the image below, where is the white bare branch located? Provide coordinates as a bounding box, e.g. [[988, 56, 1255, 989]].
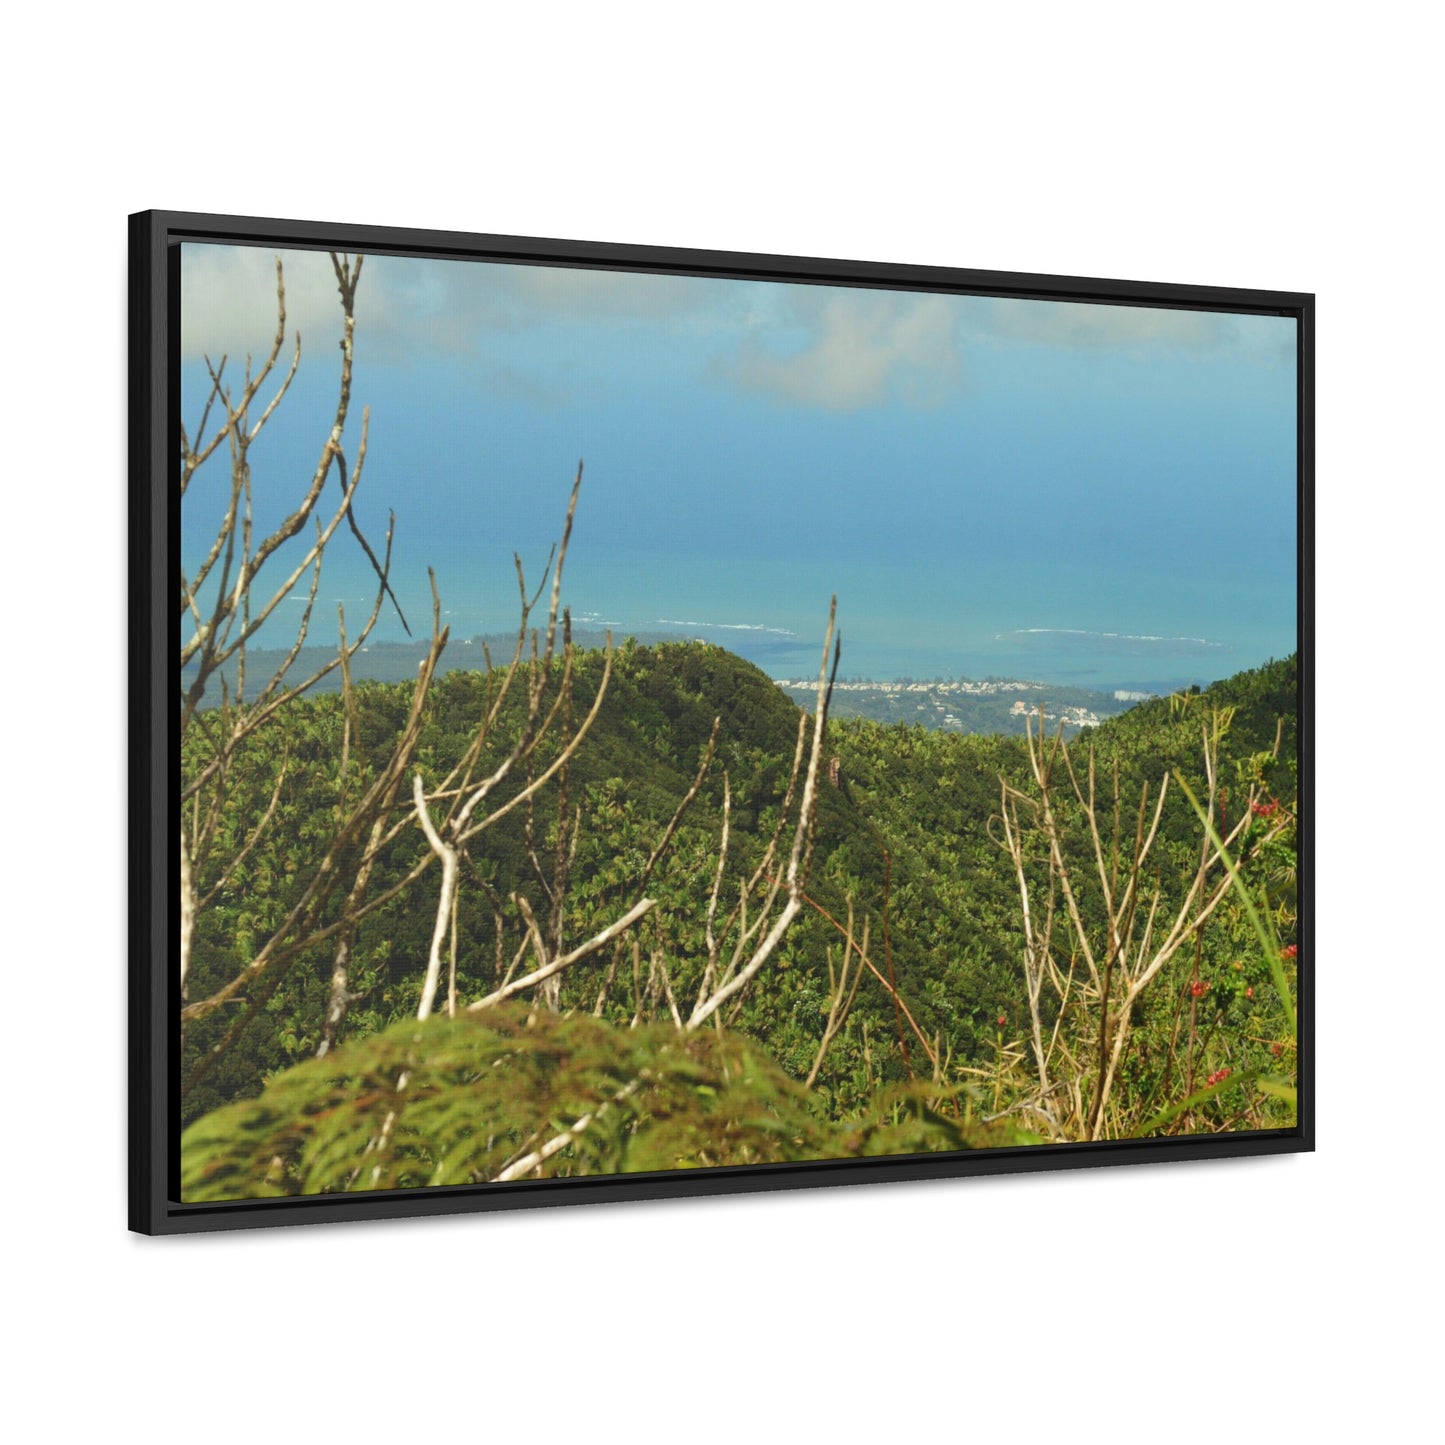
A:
[[467, 898, 657, 1013], [688, 598, 836, 1030]]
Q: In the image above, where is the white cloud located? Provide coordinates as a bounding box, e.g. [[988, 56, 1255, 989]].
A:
[[975, 297, 1221, 349], [506, 264, 729, 324], [180, 243, 345, 364], [180, 243, 738, 366], [180, 245, 1293, 403], [724, 290, 965, 411], [965, 295, 1294, 361]]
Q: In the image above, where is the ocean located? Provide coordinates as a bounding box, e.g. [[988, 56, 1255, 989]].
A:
[[319, 543, 1299, 695]]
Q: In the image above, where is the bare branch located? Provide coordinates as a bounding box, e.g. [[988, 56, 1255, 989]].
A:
[[806, 906, 868, 1088], [467, 898, 657, 1013], [493, 1076, 644, 1182], [688, 599, 837, 1030], [413, 774, 460, 1022]]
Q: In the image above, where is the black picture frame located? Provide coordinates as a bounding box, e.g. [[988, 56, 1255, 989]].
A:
[[131, 209, 1313, 1235]]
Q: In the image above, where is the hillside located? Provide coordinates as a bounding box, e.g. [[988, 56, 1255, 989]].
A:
[[180, 639, 1299, 1191], [187, 629, 1148, 738], [180, 627, 686, 694]]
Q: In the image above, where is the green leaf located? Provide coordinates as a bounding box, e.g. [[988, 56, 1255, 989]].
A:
[[1173, 772, 1296, 1035], [1254, 1075, 1297, 1105], [1139, 1068, 1258, 1133]]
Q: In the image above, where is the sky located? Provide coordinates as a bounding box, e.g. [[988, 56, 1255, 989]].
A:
[[180, 242, 1298, 690]]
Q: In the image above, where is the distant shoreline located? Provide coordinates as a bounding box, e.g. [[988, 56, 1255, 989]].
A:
[[183, 626, 1242, 718]]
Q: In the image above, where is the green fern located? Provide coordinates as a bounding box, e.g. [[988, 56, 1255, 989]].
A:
[[181, 1004, 1035, 1200]]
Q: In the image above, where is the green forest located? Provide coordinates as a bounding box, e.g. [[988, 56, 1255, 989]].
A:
[[178, 254, 1298, 1201], [180, 624, 1297, 1197]]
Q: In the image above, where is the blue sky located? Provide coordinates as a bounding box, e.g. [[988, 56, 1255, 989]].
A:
[[181, 243, 1297, 688]]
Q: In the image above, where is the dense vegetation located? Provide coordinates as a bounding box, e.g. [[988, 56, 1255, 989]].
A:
[[177, 252, 1297, 1201], [180, 640, 1297, 1198]]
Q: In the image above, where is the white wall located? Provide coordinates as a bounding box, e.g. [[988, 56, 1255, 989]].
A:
[[6, 4, 1435, 1439]]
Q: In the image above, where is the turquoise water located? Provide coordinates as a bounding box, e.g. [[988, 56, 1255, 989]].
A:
[[182, 291, 1298, 695], [332, 543, 1297, 693]]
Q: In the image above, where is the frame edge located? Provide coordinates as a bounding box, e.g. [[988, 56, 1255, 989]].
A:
[[133, 212, 1315, 1234]]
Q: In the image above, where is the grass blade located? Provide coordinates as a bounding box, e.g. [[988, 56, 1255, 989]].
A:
[[1173, 772, 1296, 1035]]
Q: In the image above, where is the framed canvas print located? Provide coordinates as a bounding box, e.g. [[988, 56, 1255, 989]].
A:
[[131, 211, 1312, 1234]]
